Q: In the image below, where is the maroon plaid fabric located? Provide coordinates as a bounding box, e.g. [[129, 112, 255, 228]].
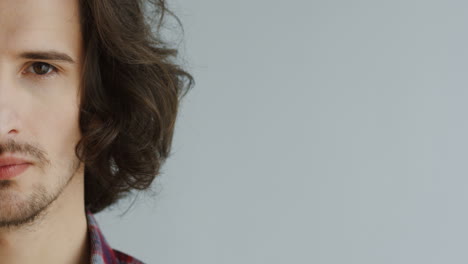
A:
[[86, 210, 145, 264]]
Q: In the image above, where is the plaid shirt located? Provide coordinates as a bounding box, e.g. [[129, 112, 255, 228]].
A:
[[86, 210, 145, 264]]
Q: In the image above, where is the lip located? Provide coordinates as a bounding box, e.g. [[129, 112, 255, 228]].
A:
[[0, 156, 33, 180], [0, 156, 33, 167], [0, 164, 31, 180]]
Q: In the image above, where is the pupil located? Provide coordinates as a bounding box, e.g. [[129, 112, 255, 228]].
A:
[[33, 63, 50, 75]]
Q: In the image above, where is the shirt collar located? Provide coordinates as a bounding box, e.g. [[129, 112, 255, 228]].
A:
[[86, 209, 120, 264], [85, 209, 145, 264]]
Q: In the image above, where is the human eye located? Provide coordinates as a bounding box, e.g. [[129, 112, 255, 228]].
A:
[[23, 62, 59, 80]]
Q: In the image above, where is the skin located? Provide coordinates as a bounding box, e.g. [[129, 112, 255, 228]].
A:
[[0, 0, 88, 263]]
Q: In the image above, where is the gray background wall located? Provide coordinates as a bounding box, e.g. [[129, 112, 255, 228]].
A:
[[96, 0, 468, 263]]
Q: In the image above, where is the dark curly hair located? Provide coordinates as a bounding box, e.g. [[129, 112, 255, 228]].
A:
[[76, 0, 193, 213]]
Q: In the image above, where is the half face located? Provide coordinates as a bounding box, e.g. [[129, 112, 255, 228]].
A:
[[0, 0, 84, 227]]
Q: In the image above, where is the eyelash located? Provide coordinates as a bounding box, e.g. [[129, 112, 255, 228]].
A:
[[23, 62, 59, 80]]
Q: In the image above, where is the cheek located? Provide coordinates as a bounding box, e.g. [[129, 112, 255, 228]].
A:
[[25, 85, 81, 160]]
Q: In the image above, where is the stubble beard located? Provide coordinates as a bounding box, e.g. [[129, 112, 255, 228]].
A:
[[0, 157, 81, 229]]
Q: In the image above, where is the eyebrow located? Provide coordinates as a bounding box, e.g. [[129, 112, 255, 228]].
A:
[[18, 50, 76, 64]]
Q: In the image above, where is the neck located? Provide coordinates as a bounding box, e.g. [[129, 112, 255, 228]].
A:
[[0, 168, 89, 264]]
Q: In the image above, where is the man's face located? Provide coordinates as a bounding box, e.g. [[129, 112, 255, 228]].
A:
[[0, 0, 84, 227]]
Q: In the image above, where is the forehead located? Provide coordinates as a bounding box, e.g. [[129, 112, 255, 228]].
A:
[[0, 0, 81, 61]]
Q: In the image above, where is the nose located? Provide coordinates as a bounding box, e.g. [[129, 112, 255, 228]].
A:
[[0, 110, 19, 139], [0, 73, 21, 141]]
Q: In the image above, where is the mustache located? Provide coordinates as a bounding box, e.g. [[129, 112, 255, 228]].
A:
[[0, 139, 50, 167]]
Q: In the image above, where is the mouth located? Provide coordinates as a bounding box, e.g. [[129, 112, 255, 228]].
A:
[[0, 163, 31, 180]]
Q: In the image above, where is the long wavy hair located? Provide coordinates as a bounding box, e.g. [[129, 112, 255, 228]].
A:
[[77, 0, 193, 213]]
